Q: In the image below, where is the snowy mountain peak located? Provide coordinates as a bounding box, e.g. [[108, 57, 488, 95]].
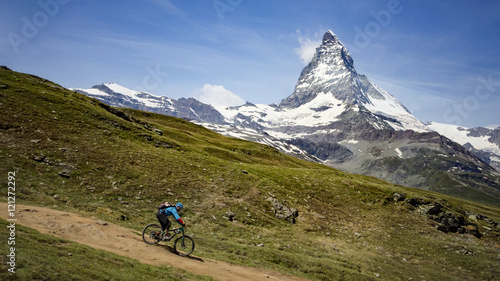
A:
[[279, 32, 354, 108], [278, 31, 426, 132], [322, 30, 339, 44]]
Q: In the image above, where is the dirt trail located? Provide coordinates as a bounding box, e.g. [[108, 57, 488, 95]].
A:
[[0, 203, 307, 281]]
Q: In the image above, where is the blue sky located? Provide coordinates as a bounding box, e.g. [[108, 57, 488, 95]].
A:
[[1, 0, 500, 127]]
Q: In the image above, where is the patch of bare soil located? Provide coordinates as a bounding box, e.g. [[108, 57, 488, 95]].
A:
[[0, 203, 307, 281]]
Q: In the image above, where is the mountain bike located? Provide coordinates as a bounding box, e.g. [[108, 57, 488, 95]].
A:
[[142, 223, 195, 257]]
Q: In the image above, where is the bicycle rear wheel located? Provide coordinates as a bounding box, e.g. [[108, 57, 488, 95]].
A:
[[142, 223, 162, 245], [174, 235, 195, 256]]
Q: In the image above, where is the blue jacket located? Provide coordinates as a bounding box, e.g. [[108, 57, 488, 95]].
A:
[[160, 206, 183, 225]]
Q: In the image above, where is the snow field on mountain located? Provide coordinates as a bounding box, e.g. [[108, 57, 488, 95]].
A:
[[362, 83, 428, 132], [216, 92, 346, 129], [427, 122, 500, 154], [77, 88, 109, 96]]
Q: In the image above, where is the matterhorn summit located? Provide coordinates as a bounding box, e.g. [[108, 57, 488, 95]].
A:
[[280, 30, 357, 108], [280, 30, 426, 132]]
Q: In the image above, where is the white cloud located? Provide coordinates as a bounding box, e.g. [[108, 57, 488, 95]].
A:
[[294, 30, 322, 65], [193, 84, 245, 107]]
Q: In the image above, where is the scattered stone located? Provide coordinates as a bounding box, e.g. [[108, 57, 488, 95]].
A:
[[153, 128, 163, 135], [464, 225, 480, 237], [406, 197, 429, 207], [454, 247, 474, 256], [0, 84, 8, 89], [427, 204, 442, 215], [435, 212, 465, 233], [33, 153, 46, 162], [256, 243, 264, 247], [417, 203, 441, 216], [267, 198, 298, 224], [58, 170, 71, 178], [406, 197, 483, 238], [393, 193, 406, 202], [96, 220, 108, 226], [374, 273, 381, 278], [154, 141, 173, 148], [226, 211, 236, 222], [53, 194, 60, 200]]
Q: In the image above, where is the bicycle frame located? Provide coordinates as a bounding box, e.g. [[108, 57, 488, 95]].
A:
[[165, 226, 185, 241]]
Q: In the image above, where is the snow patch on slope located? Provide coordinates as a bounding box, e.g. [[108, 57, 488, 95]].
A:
[[363, 83, 428, 132], [427, 122, 500, 155], [216, 92, 347, 129]]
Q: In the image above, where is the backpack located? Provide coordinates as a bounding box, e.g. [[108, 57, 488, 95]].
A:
[[159, 202, 175, 210]]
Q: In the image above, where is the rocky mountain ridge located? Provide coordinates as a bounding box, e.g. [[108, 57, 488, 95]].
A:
[[73, 83, 226, 124]]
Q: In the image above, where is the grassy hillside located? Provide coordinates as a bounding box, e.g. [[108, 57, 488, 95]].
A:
[[1, 67, 499, 280]]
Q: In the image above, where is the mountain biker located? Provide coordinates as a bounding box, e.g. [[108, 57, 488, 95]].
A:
[[156, 202, 185, 240]]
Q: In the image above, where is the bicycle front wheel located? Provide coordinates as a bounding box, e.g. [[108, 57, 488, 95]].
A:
[[174, 235, 195, 256], [142, 223, 162, 245]]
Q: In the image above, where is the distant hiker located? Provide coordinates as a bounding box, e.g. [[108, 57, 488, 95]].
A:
[[156, 202, 185, 240]]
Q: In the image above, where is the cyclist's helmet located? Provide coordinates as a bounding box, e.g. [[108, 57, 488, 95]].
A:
[[176, 202, 184, 209]]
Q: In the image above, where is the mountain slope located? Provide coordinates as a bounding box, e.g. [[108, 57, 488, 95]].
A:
[[1, 67, 500, 280]]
